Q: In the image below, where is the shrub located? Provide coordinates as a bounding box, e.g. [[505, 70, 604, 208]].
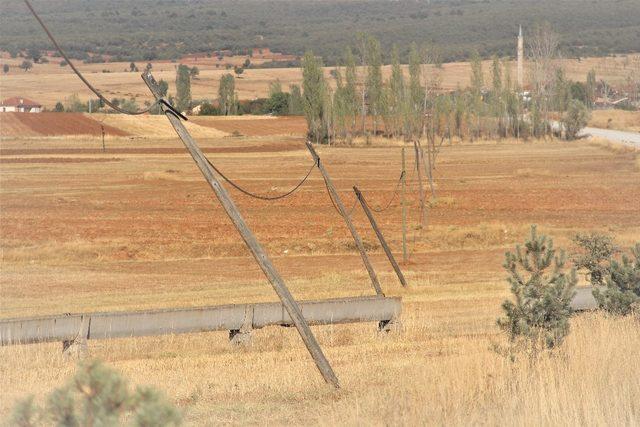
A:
[[594, 244, 640, 315], [562, 99, 590, 140], [11, 359, 181, 427], [199, 102, 220, 116], [572, 232, 618, 286], [497, 225, 577, 350]]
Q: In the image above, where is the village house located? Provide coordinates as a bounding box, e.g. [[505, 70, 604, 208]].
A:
[[0, 97, 42, 113]]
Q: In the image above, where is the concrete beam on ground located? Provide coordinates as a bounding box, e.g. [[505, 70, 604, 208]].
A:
[[0, 296, 401, 347]]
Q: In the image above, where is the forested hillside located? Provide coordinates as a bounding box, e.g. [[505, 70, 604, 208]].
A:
[[1, 0, 639, 63]]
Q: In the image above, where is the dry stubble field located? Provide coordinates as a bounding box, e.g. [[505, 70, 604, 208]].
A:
[[1, 115, 639, 424], [2, 54, 639, 109]]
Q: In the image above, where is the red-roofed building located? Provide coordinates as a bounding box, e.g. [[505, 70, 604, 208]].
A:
[[1, 97, 42, 113]]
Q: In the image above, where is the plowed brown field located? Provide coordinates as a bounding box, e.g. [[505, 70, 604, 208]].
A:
[[1, 112, 128, 137], [192, 116, 308, 136]]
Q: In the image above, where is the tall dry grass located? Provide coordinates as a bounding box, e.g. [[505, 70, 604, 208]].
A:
[[1, 302, 638, 425]]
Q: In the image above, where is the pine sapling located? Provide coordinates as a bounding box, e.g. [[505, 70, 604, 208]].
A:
[[498, 225, 577, 351], [594, 243, 640, 315]]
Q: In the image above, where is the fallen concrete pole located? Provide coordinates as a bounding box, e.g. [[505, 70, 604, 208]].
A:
[[0, 296, 401, 347]]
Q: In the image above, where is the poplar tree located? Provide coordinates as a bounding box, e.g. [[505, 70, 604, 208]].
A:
[[301, 51, 327, 144], [586, 69, 596, 109], [332, 68, 348, 142], [503, 62, 522, 138], [288, 84, 304, 115], [491, 56, 504, 137], [218, 73, 237, 115], [356, 32, 369, 136], [389, 45, 405, 138], [343, 47, 358, 137], [175, 64, 192, 112], [366, 36, 383, 136], [470, 52, 484, 139], [553, 68, 571, 112], [407, 42, 423, 139]]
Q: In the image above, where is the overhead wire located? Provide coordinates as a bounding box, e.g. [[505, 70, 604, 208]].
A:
[[359, 170, 405, 213], [204, 156, 316, 201], [23, 0, 159, 115]]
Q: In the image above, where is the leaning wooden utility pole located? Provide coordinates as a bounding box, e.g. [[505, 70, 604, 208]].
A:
[[401, 147, 408, 262], [305, 142, 383, 296], [353, 186, 407, 288], [141, 72, 339, 388]]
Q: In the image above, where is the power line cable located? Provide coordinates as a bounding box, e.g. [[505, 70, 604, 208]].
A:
[[204, 156, 315, 201], [23, 0, 159, 115], [360, 171, 405, 213], [322, 178, 359, 218]]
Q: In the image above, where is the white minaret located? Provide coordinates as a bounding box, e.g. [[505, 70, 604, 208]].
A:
[[517, 25, 524, 88]]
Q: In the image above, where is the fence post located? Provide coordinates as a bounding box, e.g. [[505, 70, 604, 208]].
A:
[[353, 186, 407, 288], [141, 72, 339, 388], [305, 142, 383, 296], [401, 147, 407, 262]]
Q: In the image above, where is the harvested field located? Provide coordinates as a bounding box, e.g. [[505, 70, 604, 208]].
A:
[[589, 109, 640, 132], [192, 116, 308, 136], [0, 112, 128, 137], [2, 54, 638, 109], [1, 132, 639, 423], [87, 113, 228, 139], [0, 157, 122, 164]]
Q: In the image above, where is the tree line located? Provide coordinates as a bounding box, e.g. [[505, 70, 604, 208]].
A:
[[298, 26, 596, 147]]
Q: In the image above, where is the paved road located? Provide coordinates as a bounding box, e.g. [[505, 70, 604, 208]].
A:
[[580, 127, 640, 148]]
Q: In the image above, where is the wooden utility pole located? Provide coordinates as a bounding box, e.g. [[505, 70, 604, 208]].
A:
[[142, 72, 339, 388], [418, 139, 436, 199], [305, 142, 383, 296], [413, 140, 427, 226], [353, 186, 407, 288], [101, 125, 105, 152], [401, 147, 407, 262]]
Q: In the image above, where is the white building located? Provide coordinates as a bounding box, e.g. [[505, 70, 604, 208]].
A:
[[0, 97, 42, 113]]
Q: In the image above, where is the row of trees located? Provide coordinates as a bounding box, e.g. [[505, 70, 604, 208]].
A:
[[299, 28, 594, 146], [292, 27, 594, 209]]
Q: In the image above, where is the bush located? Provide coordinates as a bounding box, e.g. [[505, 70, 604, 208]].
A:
[[199, 102, 220, 116], [572, 232, 618, 286], [265, 91, 290, 115], [593, 244, 640, 315], [497, 225, 577, 350], [11, 359, 181, 427], [562, 99, 590, 140]]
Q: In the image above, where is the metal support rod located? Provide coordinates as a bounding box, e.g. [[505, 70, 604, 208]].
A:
[[353, 186, 408, 288], [401, 147, 407, 262], [305, 142, 383, 296], [141, 72, 339, 388]]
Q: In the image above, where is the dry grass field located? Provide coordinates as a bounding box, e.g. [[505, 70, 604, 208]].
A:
[[590, 110, 640, 132], [2, 54, 638, 109], [1, 114, 639, 424]]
